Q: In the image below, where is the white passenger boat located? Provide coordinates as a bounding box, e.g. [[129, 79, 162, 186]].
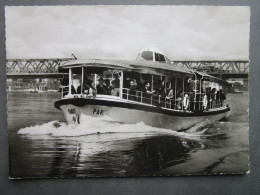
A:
[[54, 48, 230, 131]]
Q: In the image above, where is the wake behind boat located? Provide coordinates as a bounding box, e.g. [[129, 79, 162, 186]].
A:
[[54, 48, 230, 131]]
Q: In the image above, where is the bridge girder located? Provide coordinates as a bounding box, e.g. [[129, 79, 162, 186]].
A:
[[6, 58, 73, 74], [173, 60, 249, 75]]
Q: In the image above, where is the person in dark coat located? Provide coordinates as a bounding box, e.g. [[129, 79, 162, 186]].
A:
[[104, 79, 111, 95], [216, 90, 220, 107], [157, 80, 166, 98], [110, 81, 119, 96], [71, 85, 76, 95], [96, 78, 107, 95], [143, 82, 155, 104], [128, 80, 137, 100], [219, 89, 226, 106], [210, 88, 216, 109]]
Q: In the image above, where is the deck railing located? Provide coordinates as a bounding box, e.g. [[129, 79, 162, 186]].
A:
[[121, 88, 225, 111], [61, 85, 69, 99], [61, 85, 225, 111]]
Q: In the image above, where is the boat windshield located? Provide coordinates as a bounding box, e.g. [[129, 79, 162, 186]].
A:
[[155, 52, 166, 63], [141, 51, 153, 61], [137, 49, 171, 65]]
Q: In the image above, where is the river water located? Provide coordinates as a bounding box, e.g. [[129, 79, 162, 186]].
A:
[[7, 91, 249, 178]]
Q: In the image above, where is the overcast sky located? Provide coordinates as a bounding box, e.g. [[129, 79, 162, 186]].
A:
[[5, 6, 250, 61]]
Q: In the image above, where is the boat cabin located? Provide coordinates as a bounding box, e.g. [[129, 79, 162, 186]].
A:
[[59, 48, 227, 112], [136, 47, 172, 64]]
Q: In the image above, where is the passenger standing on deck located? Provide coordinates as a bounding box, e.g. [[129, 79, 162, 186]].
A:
[[104, 79, 111, 95], [220, 89, 226, 106], [71, 85, 76, 95], [156, 80, 166, 106], [210, 88, 216, 108], [157, 80, 166, 98], [113, 74, 120, 96], [114, 75, 120, 88], [128, 80, 137, 100], [203, 94, 208, 110], [84, 82, 96, 98], [183, 93, 190, 111], [165, 83, 174, 108], [176, 87, 183, 110], [216, 90, 220, 107], [110, 81, 119, 96], [82, 74, 96, 96], [143, 82, 155, 103], [96, 78, 107, 95], [206, 87, 211, 109]]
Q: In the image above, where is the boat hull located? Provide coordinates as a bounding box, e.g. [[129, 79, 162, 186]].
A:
[[55, 98, 230, 131]]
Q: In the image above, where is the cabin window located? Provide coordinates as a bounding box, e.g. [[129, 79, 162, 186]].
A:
[[165, 56, 171, 64], [155, 53, 166, 62], [141, 51, 153, 61], [69, 69, 82, 95], [59, 68, 83, 97], [89, 69, 121, 97], [72, 75, 82, 94]]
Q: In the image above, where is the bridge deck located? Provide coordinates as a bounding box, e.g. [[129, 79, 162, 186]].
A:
[[6, 59, 249, 79]]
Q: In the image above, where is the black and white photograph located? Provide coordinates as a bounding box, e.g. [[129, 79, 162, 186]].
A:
[[5, 5, 250, 179]]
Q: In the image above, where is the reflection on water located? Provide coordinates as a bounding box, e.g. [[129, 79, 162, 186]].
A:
[[8, 91, 249, 178]]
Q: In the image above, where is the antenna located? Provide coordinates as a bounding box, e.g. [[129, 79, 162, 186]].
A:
[[71, 53, 77, 60]]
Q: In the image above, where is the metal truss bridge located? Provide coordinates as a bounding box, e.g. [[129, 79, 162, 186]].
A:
[[6, 58, 249, 79], [6, 58, 74, 79], [173, 60, 249, 79]]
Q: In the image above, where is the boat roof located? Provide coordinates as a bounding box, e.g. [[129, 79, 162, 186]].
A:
[[60, 57, 227, 84], [60, 47, 227, 84], [60, 59, 194, 76], [194, 71, 228, 85]]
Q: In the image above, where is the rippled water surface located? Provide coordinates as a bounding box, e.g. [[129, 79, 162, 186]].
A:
[[8, 91, 249, 178]]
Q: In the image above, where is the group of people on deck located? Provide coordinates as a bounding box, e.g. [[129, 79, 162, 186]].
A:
[[96, 76, 120, 96], [125, 79, 183, 109], [141, 81, 175, 106], [125, 79, 226, 111], [69, 72, 226, 111], [70, 74, 121, 98], [203, 88, 226, 110]]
